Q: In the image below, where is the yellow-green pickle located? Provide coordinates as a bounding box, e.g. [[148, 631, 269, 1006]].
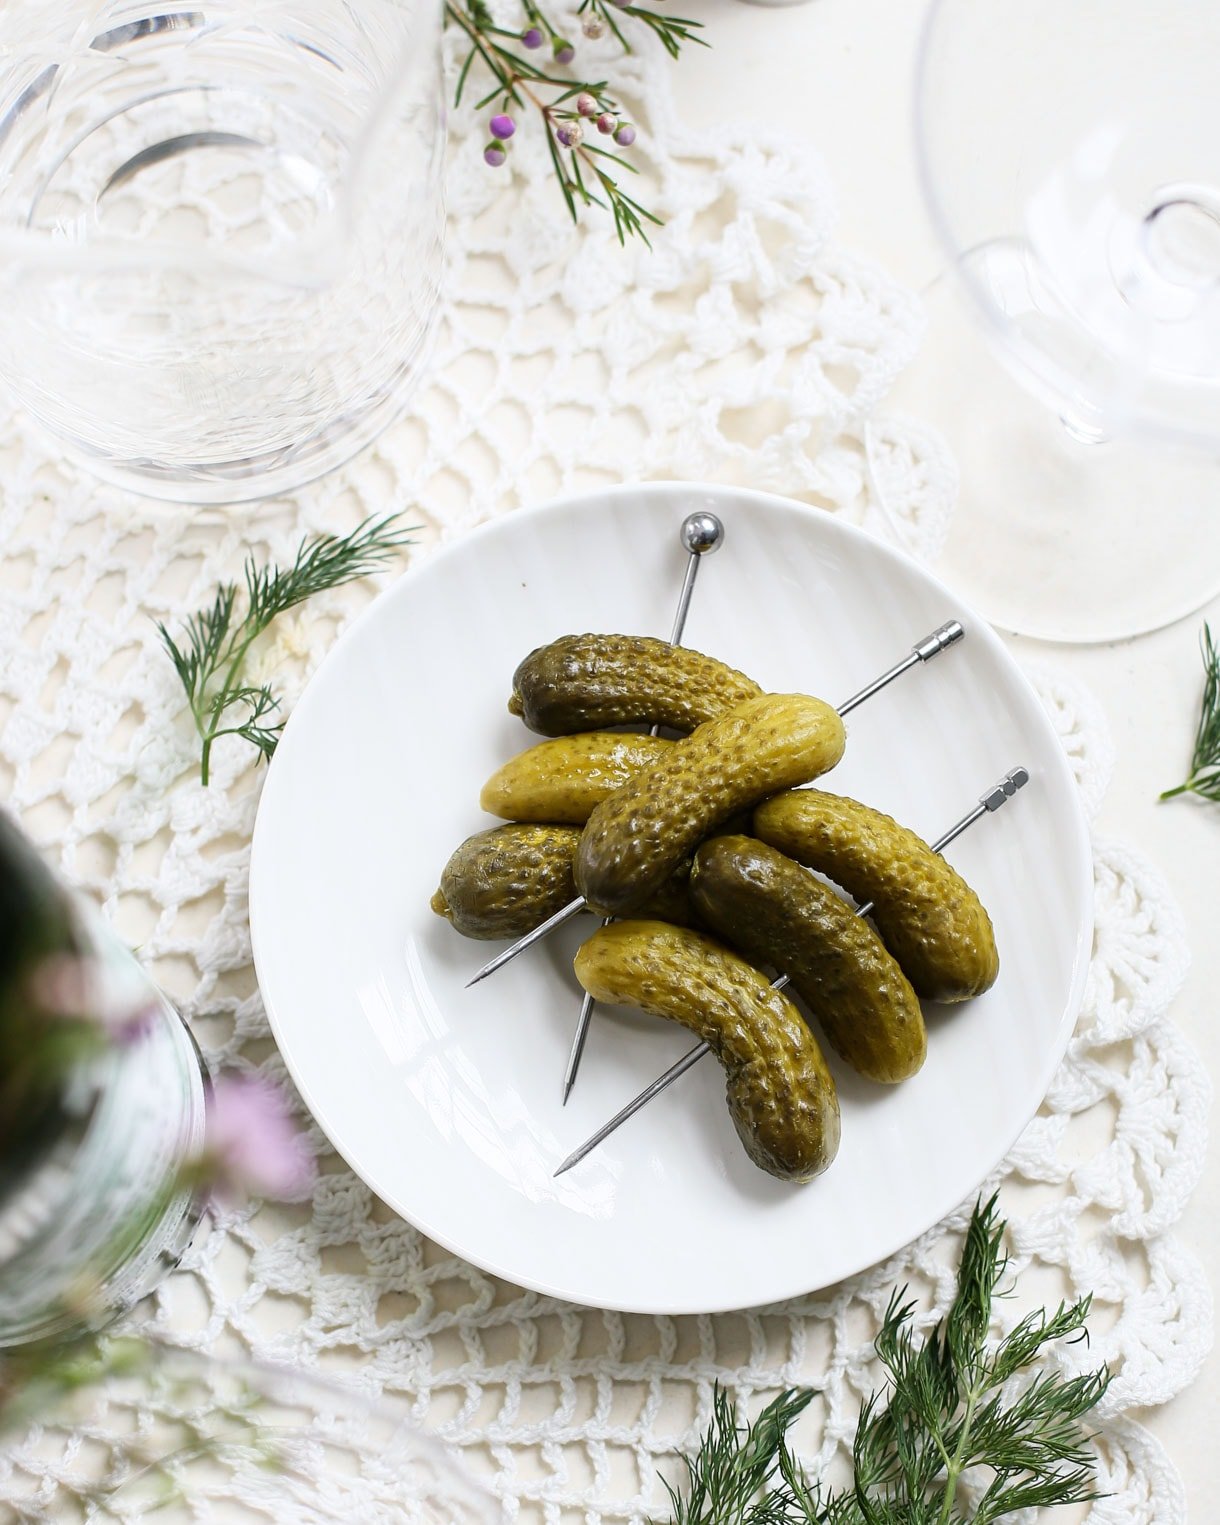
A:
[[574, 920, 840, 1182], [509, 633, 762, 736], [576, 692, 847, 918], [752, 790, 999, 1002], [480, 732, 672, 824], [690, 836, 926, 1083]]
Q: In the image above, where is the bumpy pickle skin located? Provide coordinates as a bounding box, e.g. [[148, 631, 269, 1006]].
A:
[[480, 732, 673, 824], [575, 693, 846, 919], [432, 824, 582, 940], [752, 791, 999, 1003], [508, 633, 763, 737], [690, 836, 927, 1083], [573, 920, 840, 1182], [432, 824, 700, 940]]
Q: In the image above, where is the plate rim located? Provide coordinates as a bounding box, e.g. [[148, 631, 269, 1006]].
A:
[[250, 480, 1095, 1314]]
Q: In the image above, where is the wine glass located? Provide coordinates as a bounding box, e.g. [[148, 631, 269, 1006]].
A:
[[874, 0, 1220, 642]]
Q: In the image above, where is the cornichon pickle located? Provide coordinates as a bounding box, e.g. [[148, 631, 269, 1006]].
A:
[[573, 920, 840, 1182], [752, 791, 999, 1003], [509, 633, 762, 736], [431, 824, 698, 940], [480, 733, 672, 824], [432, 824, 582, 940], [690, 836, 926, 1084], [575, 693, 846, 918]]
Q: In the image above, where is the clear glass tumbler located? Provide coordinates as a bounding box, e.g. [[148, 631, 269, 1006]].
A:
[[0, 2, 446, 505]]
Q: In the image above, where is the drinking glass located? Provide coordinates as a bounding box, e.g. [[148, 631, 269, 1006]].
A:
[[0, 1, 446, 505], [876, 0, 1220, 642]]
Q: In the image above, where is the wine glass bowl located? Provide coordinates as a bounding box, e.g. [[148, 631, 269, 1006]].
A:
[[898, 0, 1220, 641]]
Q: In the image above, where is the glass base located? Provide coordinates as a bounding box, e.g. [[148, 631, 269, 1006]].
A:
[[44, 306, 440, 508], [870, 273, 1220, 643]]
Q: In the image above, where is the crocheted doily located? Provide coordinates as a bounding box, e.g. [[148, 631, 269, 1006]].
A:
[[0, 6, 1209, 1519]]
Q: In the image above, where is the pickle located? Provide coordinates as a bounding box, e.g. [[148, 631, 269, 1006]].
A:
[[574, 920, 840, 1182], [752, 791, 998, 1002], [432, 824, 582, 940], [509, 634, 762, 736], [575, 693, 846, 918], [480, 733, 672, 825], [690, 836, 926, 1083], [431, 824, 698, 940]]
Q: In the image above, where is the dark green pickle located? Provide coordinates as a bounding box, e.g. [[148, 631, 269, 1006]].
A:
[[509, 633, 762, 736], [431, 824, 582, 940], [432, 823, 698, 940], [753, 790, 999, 1003], [691, 836, 926, 1083]]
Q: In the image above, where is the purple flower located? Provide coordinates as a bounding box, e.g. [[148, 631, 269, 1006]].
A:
[[483, 142, 508, 167], [555, 121, 584, 149], [26, 953, 159, 1045], [489, 113, 516, 140], [597, 112, 617, 135], [521, 26, 544, 47], [614, 122, 637, 147], [203, 1074, 316, 1204], [553, 38, 575, 64]]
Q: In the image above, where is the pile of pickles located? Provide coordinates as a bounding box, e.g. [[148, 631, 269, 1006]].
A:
[[432, 633, 998, 1184]]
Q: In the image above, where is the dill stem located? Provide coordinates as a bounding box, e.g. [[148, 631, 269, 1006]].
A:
[[937, 1383, 981, 1525], [1159, 781, 1192, 801], [199, 624, 262, 788]]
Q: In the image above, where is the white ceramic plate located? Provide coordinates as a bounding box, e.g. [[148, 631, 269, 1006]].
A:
[[250, 483, 1093, 1314]]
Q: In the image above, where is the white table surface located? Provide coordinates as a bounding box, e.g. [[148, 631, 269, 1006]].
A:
[[684, 0, 1217, 1511]]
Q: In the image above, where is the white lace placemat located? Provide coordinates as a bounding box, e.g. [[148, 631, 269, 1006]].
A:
[[0, 4, 1210, 1520]]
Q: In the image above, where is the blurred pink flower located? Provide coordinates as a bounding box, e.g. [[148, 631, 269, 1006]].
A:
[[203, 1074, 316, 1204], [25, 953, 159, 1044]]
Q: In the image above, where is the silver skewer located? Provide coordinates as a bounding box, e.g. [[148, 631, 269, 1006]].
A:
[[552, 766, 1030, 1178], [562, 512, 726, 1105], [464, 620, 966, 990]]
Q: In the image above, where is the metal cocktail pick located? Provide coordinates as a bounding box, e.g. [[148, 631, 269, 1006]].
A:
[[552, 765, 1030, 1177], [464, 620, 966, 989], [562, 510, 726, 1105]]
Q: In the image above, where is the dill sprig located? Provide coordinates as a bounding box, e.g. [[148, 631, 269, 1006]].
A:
[[157, 515, 413, 786], [660, 1197, 1110, 1525], [1161, 622, 1220, 803], [447, 0, 704, 244]]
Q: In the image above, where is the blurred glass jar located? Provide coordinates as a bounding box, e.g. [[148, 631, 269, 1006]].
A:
[[0, 2, 446, 505], [0, 1347, 503, 1521], [0, 810, 208, 1347]]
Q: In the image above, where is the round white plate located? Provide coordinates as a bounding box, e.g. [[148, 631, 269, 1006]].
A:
[[250, 483, 1093, 1314]]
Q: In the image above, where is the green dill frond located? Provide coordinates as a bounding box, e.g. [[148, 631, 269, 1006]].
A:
[[158, 515, 413, 784], [1162, 622, 1220, 802], [657, 1199, 1109, 1525]]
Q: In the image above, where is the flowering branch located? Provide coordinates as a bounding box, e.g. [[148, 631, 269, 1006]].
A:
[[446, 0, 705, 244]]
